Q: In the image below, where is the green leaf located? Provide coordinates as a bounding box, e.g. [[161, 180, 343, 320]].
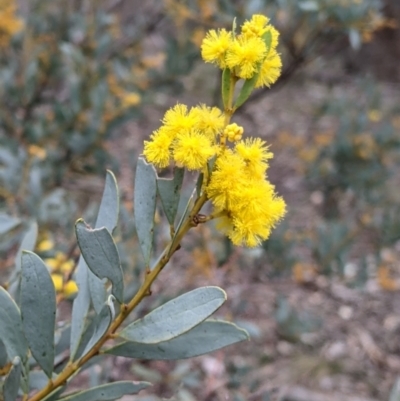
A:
[[75, 221, 124, 304], [106, 320, 249, 360], [234, 72, 259, 109], [20, 251, 56, 378], [0, 287, 29, 362], [157, 167, 184, 226], [261, 30, 272, 54], [119, 287, 226, 344], [89, 170, 120, 314], [0, 213, 21, 235], [134, 157, 157, 266], [81, 302, 112, 358], [3, 356, 22, 401], [57, 381, 151, 401], [221, 68, 232, 109]]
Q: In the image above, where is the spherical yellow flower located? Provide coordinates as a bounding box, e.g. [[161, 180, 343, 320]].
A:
[[162, 104, 199, 136], [172, 130, 216, 170], [235, 137, 273, 178], [143, 128, 173, 168], [255, 49, 282, 88], [63, 280, 78, 298], [241, 14, 270, 38], [192, 104, 225, 139], [51, 274, 63, 292], [201, 28, 232, 69], [226, 36, 267, 79], [206, 150, 247, 211]]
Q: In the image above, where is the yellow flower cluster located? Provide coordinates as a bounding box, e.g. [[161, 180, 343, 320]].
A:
[[143, 14, 286, 247], [206, 140, 286, 247], [143, 103, 224, 170], [201, 14, 282, 87], [0, 0, 23, 48]]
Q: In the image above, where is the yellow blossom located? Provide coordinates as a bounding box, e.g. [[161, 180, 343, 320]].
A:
[[51, 274, 63, 292], [173, 130, 216, 170], [224, 123, 244, 142], [255, 49, 282, 88], [37, 239, 54, 252], [241, 15, 280, 49], [0, 4, 24, 48], [192, 104, 225, 139], [162, 104, 199, 136], [143, 128, 173, 168], [235, 138, 273, 178], [206, 150, 247, 211], [226, 36, 267, 79], [201, 28, 232, 69], [120, 92, 141, 108], [63, 280, 78, 297]]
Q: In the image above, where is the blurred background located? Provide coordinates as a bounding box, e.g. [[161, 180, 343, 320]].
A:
[[1, 0, 400, 400]]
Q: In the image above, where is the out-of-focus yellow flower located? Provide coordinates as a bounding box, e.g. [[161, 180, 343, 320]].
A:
[[0, 3, 24, 48], [28, 145, 47, 160], [63, 280, 78, 297], [37, 239, 54, 252], [255, 49, 282, 88], [367, 109, 382, 122], [51, 274, 63, 292], [120, 92, 141, 108]]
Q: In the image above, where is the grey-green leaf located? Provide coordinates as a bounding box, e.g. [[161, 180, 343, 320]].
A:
[[90, 170, 120, 314], [157, 167, 184, 226], [134, 157, 157, 266], [70, 258, 91, 359], [75, 221, 124, 304], [57, 381, 151, 401], [0, 213, 21, 235], [20, 251, 56, 378], [81, 303, 112, 358], [119, 287, 227, 344], [3, 356, 22, 401], [0, 339, 8, 367], [106, 320, 249, 360], [0, 287, 29, 362], [96, 170, 119, 232], [15, 221, 38, 272]]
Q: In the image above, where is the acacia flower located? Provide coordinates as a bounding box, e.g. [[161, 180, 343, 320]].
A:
[[172, 130, 216, 170], [192, 104, 225, 139], [143, 128, 172, 168], [162, 103, 199, 136], [226, 36, 267, 79], [0, 4, 24, 48], [255, 49, 282, 88], [241, 14, 280, 50], [235, 137, 273, 178], [201, 28, 232, 69]]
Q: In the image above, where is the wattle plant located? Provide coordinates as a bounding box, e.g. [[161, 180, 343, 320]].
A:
[[0, 14, 285, 401]]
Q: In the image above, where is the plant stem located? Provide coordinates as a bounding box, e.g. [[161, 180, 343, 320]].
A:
[[27, 192, 208, 401]]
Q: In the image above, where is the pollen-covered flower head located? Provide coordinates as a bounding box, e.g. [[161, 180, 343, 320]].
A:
[[172, 130, 216, 171], [143, 127, 173, 168], [192, 104, 225, 139], [201, 28, 232, 69], [226, 35, 267, 79], [162, 104, 199, 136]]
